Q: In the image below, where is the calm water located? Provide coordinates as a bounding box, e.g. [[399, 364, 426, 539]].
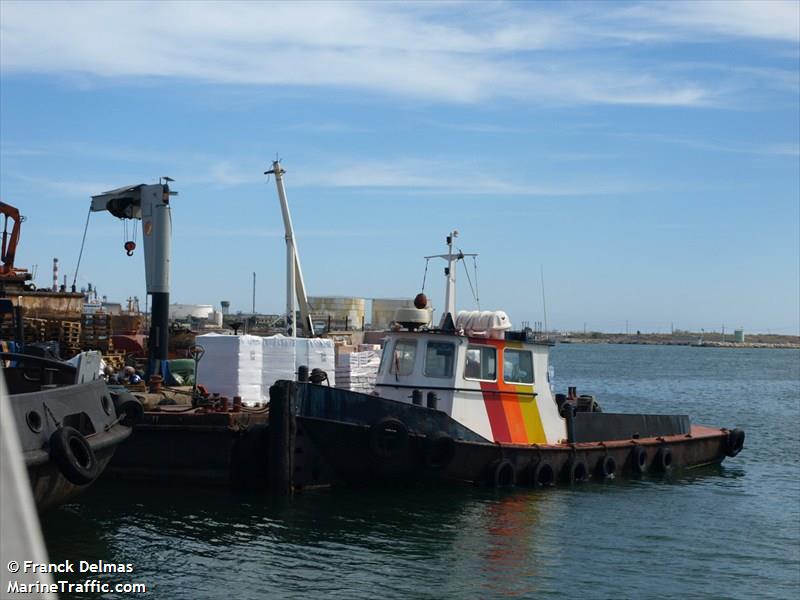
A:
[[41, 345, 800, 599]]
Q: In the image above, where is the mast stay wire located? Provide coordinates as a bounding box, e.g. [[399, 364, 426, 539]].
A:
[[72, 208, 92, 291], [459, 249, 480, 310], [420, 257, 430, 292]]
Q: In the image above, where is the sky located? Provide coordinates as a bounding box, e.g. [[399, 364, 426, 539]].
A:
[[0, 0, 798, 334]]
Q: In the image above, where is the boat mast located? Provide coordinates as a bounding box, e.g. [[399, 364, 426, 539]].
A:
[[266, 160, 313, 337], [425, 230, 476, 327]]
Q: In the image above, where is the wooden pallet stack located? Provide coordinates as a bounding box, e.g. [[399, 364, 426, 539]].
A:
[[23, 317, 48, 344], [58, 320, 82, 357], [103, 351, 126, 371], [81, 313, 114, 353]]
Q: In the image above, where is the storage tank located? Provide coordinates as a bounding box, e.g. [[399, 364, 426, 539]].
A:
[[371, 298, 429, 330], [308, 296, 366, 331], [734, 329, 745, 343], [169, 304, 214, 320]]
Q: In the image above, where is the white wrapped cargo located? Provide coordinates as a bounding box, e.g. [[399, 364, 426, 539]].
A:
[[196, 333, 336, 406], [296, 337, 336, 384], [335, 350, 380, 393], [195, 333, 265, 405]]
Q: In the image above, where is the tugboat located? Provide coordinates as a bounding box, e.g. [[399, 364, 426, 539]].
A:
[[1, 300, 141, 511], [271, 232, 746, 489]]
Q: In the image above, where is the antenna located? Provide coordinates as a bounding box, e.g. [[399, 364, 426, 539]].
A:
[[540, 264, 548, 335]]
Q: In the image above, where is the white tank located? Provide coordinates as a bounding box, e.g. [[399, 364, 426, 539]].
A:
[[372, 298, 421, 330], [308, 296, 366, 330], [169, 303, 214, 320]]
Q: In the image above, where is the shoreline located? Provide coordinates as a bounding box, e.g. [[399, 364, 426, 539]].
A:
[[556, 333, 800, 350]]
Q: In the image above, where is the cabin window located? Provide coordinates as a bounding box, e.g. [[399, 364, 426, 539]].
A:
[[464, 345, 497, 381], [503, 349, 534, 384], [390, 340, 417, 376], [424, 341, 455, 378]]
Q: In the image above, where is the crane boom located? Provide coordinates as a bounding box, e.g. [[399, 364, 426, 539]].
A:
[[265, 161, 314, 337]]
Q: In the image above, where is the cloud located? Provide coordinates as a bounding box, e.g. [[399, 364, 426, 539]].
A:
[[294, 157, 645, 196], [619, 1, 800, 43], [0, 0, 768, 107]]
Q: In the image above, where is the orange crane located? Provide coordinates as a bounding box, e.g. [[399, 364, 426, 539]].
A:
[[0, 201, 33, 287]]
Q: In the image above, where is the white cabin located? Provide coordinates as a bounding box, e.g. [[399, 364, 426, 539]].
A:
[[374, 328, 567, 445]]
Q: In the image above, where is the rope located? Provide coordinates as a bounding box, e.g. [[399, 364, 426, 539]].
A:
[[420, 257, 430, 292], [472, 255, 480, 310], [72, 208, 91, 290]]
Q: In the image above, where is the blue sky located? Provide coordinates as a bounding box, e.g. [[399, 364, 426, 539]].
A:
[[1, 1, 798, 334]]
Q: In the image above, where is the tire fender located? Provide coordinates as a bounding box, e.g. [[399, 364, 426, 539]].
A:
[[49, 426, 99, 486]]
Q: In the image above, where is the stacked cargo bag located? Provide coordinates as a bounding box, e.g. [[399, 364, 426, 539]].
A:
[[261, 335, 298, 392], [195, 333, 265, 406], [296, 337, 336, 386], [335, 350, 380, 393]]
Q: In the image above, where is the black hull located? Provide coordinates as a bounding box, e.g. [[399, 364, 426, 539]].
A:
[[274, 382, 738, 490]]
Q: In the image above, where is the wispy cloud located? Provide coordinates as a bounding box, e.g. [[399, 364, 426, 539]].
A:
[[295, 157, 646, 196], [618, 1, 800, 44], [5, 1, 793, 107]]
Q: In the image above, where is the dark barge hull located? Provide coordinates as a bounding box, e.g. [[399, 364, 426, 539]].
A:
[[105, 406, 270, 487], [273, 382, 741, 490]]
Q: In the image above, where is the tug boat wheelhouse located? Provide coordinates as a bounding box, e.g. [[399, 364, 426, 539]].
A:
[[271, 232, 745, 490]]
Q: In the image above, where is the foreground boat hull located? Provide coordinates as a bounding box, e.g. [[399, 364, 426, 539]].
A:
[[274, 382, 741, 490], [24, 425, 132, 511]]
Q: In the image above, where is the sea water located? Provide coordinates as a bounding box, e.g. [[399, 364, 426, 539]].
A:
[[40, 344, 800, 599]]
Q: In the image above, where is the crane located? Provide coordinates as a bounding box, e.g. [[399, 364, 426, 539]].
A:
[[90, 182, 176, 378], [264, 160, 314, 337], [0, 201, 33, 288]]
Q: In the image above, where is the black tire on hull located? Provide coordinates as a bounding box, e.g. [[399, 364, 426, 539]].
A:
[[532, 461, 555, 487], [726, 429, 745, 457], [487, 459, 516, 488], [563, 458, 589, 483], [369, 417, 409, 460], [653, 447, 673, 472], [425, 431, 456, 469], [49, 426, 99, 485], [597, 455, 617, 479], [631, 445, 648, 474]]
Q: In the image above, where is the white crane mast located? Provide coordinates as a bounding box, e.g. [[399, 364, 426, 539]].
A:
[[266, 160, 313, 337]]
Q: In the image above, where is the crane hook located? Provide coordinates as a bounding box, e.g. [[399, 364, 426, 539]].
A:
[[124, 241, 136, 256]]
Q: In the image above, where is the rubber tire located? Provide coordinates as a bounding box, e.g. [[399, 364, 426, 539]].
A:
[[597, 455, 617, 479], [563, 458, 590, 483], [488, 459, 516, 488], [425, 431, 456, 469], [726, 429, 745, 457], [631, 445, 648, 474], [532, 461, 555, 487], [49, 426, 99, 486], [369, 417, 409, 460], [653, 447, 673, 472]]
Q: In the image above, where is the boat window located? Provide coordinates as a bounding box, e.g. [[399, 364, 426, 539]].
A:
[[390, 340, 417, 376], [424, 341, 455, 378], [464, 345, 497, 381], [503, 349, 534, 384]]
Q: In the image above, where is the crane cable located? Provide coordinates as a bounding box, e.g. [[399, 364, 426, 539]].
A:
[[72, 208, 92, 291]]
